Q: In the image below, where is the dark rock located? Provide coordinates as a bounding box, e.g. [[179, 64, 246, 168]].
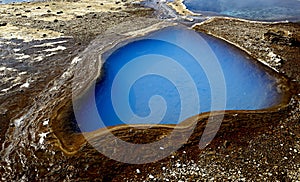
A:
[[47, 10, 51, 13], [36, 7, 41, 9], [24, 10, 31, 13], [264, 29, 300, 46], [57, 11, 63, 14], [76, 15, 83, 18], [0, 22, 7, 26], [54, 19, 58, 23]]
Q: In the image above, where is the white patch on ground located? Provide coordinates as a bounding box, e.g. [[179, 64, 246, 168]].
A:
[[1, 87, 11, 92], [62, 71, 72, 79], [49, 86, 58, 92], [267, 51, 282, 66], [149, 174, 155, 179], [20, 81, 30, 88], [33, 56, 44, 62], [43, 45, 66, 52], [38, 132, 50, 145], [71, 57, 81, 65], [13, 48, 21, 52], [45, 52, 57, 57], [13, 115, 26, 127], [6, 67, 17, 72], [136, 169, 141, 174], [0, 66, 6, 71], [12, 76, 21, 83], [42, 119, 49, 126], [18, 72, 27, 75], [16, 54, 31, 60], [32, 40, 68, 48]]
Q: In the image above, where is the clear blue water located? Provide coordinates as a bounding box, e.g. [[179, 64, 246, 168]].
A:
[[75, 27, 281, 132], [183, 0, 300, 21]]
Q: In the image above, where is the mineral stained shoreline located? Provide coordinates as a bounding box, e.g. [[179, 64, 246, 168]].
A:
[[0, 0, 299, 181]]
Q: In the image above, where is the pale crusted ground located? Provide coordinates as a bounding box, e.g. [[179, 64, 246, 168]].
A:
[[0, 0, 127, 41]]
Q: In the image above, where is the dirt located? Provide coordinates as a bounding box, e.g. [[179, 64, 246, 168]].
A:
[[0, 0, 299, 181]]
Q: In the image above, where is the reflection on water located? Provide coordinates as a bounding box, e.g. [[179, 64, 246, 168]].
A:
[[76, 27, 281, 132], [183, 0, 300, 21]]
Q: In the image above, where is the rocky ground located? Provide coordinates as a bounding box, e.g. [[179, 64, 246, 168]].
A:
[[0, 0, 299, 181]]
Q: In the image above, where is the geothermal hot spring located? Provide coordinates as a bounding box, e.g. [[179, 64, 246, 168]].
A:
[[183, 0, 300, 21], [74, 26, 282, 132]]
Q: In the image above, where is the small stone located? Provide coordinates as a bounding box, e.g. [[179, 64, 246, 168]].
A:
[[149, 174, 154, 179], [47, 10, 51, 13], [136, 169, 141, 174], [0, 22, 7, 26], [54, 19, 58, 23], [56, 11, 63, 14], [76, 15, 83, 18]]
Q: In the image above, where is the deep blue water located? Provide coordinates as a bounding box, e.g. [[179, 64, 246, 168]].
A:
[[183, 0, 300, 21], [75, 27, 281, 132]]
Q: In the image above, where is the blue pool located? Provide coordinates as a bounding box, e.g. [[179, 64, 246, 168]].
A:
[[183, 0, 300, 21], [75, 26, 281, 132]]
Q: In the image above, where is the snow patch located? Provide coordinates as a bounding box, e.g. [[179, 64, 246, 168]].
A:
[[20, 81, 30, 88], [71, 57, 81, 65], [49, 86, 58, 92], [33, 56, 44, 62], [38, 132, 50, 145], [136, 169, 141, 174], [43, 119, 49, 126], [13, 115, 26, 127], [32, 40, 68, 48], [16, 54, 31, 60], [18, 71, 27, 75], [43, 45, 66, 52]]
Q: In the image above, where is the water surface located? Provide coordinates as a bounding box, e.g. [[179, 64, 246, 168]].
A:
[[76, 26, 281, 132], [183, 0, 300, 21]]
